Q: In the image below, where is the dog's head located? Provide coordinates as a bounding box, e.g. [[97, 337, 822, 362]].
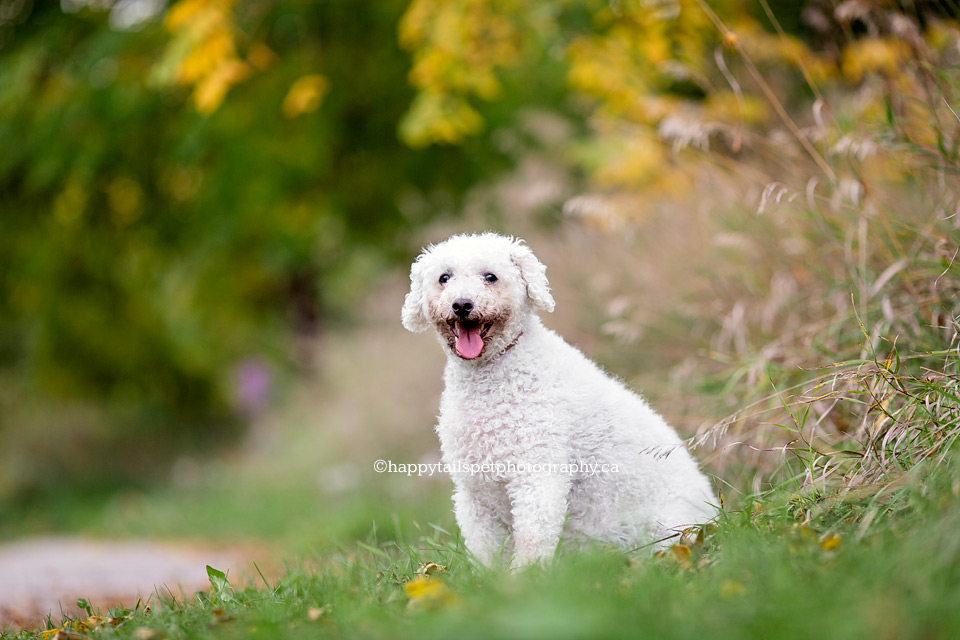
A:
[[401, 233, 554, 361]]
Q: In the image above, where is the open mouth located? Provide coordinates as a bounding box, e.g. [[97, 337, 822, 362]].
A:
[[449, 319, 493, 359]]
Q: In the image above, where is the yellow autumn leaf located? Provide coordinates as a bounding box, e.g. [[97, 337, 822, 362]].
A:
[[820, 534, 842, 550], [398, 0, 430, 49], [841, 38, 908, 84], [404, 575, 457, 609], [399, 92, 484, 147], [72, 615, 108, 632], [669, 544, 693, 570], [416, 561, 447, 575], [164, 0, 208, 29], [156, 0, 251, 114], [398, 0, 525, 145], [166, 0, 236, 38], [282, 74, 330, 118], [177, 30, 235, 84], [193, 59, 249, 114]]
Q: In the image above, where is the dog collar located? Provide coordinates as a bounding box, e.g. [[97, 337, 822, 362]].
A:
[[499, 330, 524, 356]]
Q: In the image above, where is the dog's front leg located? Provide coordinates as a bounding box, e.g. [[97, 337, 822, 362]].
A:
[[507, 473, 570, 569], [452, 480, 508, 567]]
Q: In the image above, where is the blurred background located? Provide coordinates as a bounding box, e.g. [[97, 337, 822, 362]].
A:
[[1, 0, 958, 572]]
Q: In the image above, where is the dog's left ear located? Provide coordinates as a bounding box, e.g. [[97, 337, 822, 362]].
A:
[[401, 253, 431, 332], [511, 241, 555, 312]]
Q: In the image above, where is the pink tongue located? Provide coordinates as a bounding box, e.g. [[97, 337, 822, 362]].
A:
[[456, 325, 484, 359]]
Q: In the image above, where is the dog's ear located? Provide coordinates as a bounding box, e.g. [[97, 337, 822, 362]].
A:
[[510, 241, 555, 313], [401, 253, 432, 332]]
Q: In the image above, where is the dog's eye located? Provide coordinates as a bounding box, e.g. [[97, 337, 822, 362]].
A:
[[484, 273, 498, 283], [439, 274, 451, 285]]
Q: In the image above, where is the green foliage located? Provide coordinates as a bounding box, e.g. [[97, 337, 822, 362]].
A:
[[0, 1, 513, 502]]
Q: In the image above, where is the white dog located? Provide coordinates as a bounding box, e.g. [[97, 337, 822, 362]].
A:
[[402, 233, 716, 567]]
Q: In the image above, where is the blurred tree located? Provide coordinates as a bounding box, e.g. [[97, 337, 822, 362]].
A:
[[0, 0, 533, 502], [397, 0, 959, 209]]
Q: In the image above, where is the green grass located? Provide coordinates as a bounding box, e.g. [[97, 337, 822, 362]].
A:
[[7, 456, 960, 640], [2, 463, 456, 556]]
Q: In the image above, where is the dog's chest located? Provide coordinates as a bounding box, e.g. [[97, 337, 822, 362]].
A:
[[438, 391, 529, 459], [437, 363, 565, 468]]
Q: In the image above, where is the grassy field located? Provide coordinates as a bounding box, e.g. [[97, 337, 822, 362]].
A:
[[7, 459, 960, 639]]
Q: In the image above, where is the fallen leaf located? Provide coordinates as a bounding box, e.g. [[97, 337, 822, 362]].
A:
[[669, 544, 693, 570], [416, 562, 447, 575], [74, 615, 106, 632], [820, 534, 842, 550], [404, 575, 456, 609]]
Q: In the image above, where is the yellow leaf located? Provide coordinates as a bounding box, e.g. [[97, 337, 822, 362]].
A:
[[404, 575, 456, 609], [164, 0, 207, 29], [282, 74, 330, 118], [669, 544, 693, 569], [193, 60, 249, 114], [157, 0, 252, 114], [820, 534, 842, 551], [841, 38, 907, 84], [177, 30, 235, 84], [74, 615, 106, 632], [166, 0, 236, 37], [399, 92, 483, 147], [398, 0, 431, 50], [416, 562, 447, 575]]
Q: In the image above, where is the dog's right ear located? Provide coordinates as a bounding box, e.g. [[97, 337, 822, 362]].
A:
[[401, 254, 431, 333]]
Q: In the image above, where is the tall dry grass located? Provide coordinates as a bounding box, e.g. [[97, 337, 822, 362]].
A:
[[577, 5, 960, 505]]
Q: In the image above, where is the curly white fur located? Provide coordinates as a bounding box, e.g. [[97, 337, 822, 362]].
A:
[[402, 233, 716, 567]]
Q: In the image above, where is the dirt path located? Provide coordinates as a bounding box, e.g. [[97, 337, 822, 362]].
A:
[[0, 537, 246, 629]]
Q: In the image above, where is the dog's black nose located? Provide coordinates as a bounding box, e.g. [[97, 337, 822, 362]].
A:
[[452, 298, 474, 318]]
